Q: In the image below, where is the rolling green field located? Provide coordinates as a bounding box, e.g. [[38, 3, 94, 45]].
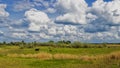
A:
[[0, 45, 120, 68]]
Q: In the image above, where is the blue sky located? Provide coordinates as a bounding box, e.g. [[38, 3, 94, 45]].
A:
[[0, 0, 120, 43]]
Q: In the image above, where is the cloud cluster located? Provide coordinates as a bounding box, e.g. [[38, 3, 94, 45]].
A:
[[24, 8, 78, 41], [23, 7, 119, 42], [89, 0, 120, 25], [0, 0, 120, 43], [55, 0, 120, 25], [25, 0, 120, 42]]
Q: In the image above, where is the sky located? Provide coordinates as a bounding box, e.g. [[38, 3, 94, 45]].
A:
[[0, 0, 120, 43]]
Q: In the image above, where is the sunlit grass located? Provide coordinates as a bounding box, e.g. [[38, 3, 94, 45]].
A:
[[0, 45, 120, 68]]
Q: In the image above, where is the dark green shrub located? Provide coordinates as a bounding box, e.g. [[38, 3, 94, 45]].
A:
[[48, 47, 52, 52], [19, 44, 24, 49], [98, 45, 103, 48], [27, 45, 34, 48], [70, 42, 83, 48], [83, 44, 89, 48]]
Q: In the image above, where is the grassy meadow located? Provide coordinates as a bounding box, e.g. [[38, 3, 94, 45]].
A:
[[0, 41, 120, 68]]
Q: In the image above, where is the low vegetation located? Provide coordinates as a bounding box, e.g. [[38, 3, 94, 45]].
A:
[[0, 40, 115, 48], [0, 40, 120, 68]]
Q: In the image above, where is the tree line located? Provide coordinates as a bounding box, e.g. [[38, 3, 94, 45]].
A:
[[0, 40, 119, 48]]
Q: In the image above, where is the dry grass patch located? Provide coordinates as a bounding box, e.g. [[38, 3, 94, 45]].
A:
[[89, 51, 120, 61], [34, 53, 52, 60], [7, 52, 52, 60], [53, 54, 79, 60], [7, 51, 120, 61], [80, 55, 95, 61], [7, 53, 80, 60], [102, 51, 120, 60]]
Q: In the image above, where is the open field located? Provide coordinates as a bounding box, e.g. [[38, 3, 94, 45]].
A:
[[0, 44, 120, 68]]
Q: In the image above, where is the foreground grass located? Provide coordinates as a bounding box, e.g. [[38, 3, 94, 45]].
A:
[[0, 45, 120, 68], [1, 56, 120, 68], [0, 56, 93, 68]]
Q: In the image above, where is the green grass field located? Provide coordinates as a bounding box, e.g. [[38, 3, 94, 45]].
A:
[[0, 45, 120, 68]]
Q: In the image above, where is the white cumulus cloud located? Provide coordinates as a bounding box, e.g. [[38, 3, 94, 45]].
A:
[[89, 0, 120, 25], [25, 8, 51, 31], [0, 4, 9, 17], [55, 0, 88, 24]]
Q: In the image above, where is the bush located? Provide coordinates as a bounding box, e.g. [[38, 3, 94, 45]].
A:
[[83, 44, 89, 48], [48, 47, 52, 52], [19, 45, 24, 49], [56, 43, 66, 48], [70, 42, 83, 48]]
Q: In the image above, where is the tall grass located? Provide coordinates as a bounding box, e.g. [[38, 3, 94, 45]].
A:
[[7, 51, 120, 61], [7, 52, 52, 60], [53, 54, 79, 59], [7, 53, 79, 60]]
